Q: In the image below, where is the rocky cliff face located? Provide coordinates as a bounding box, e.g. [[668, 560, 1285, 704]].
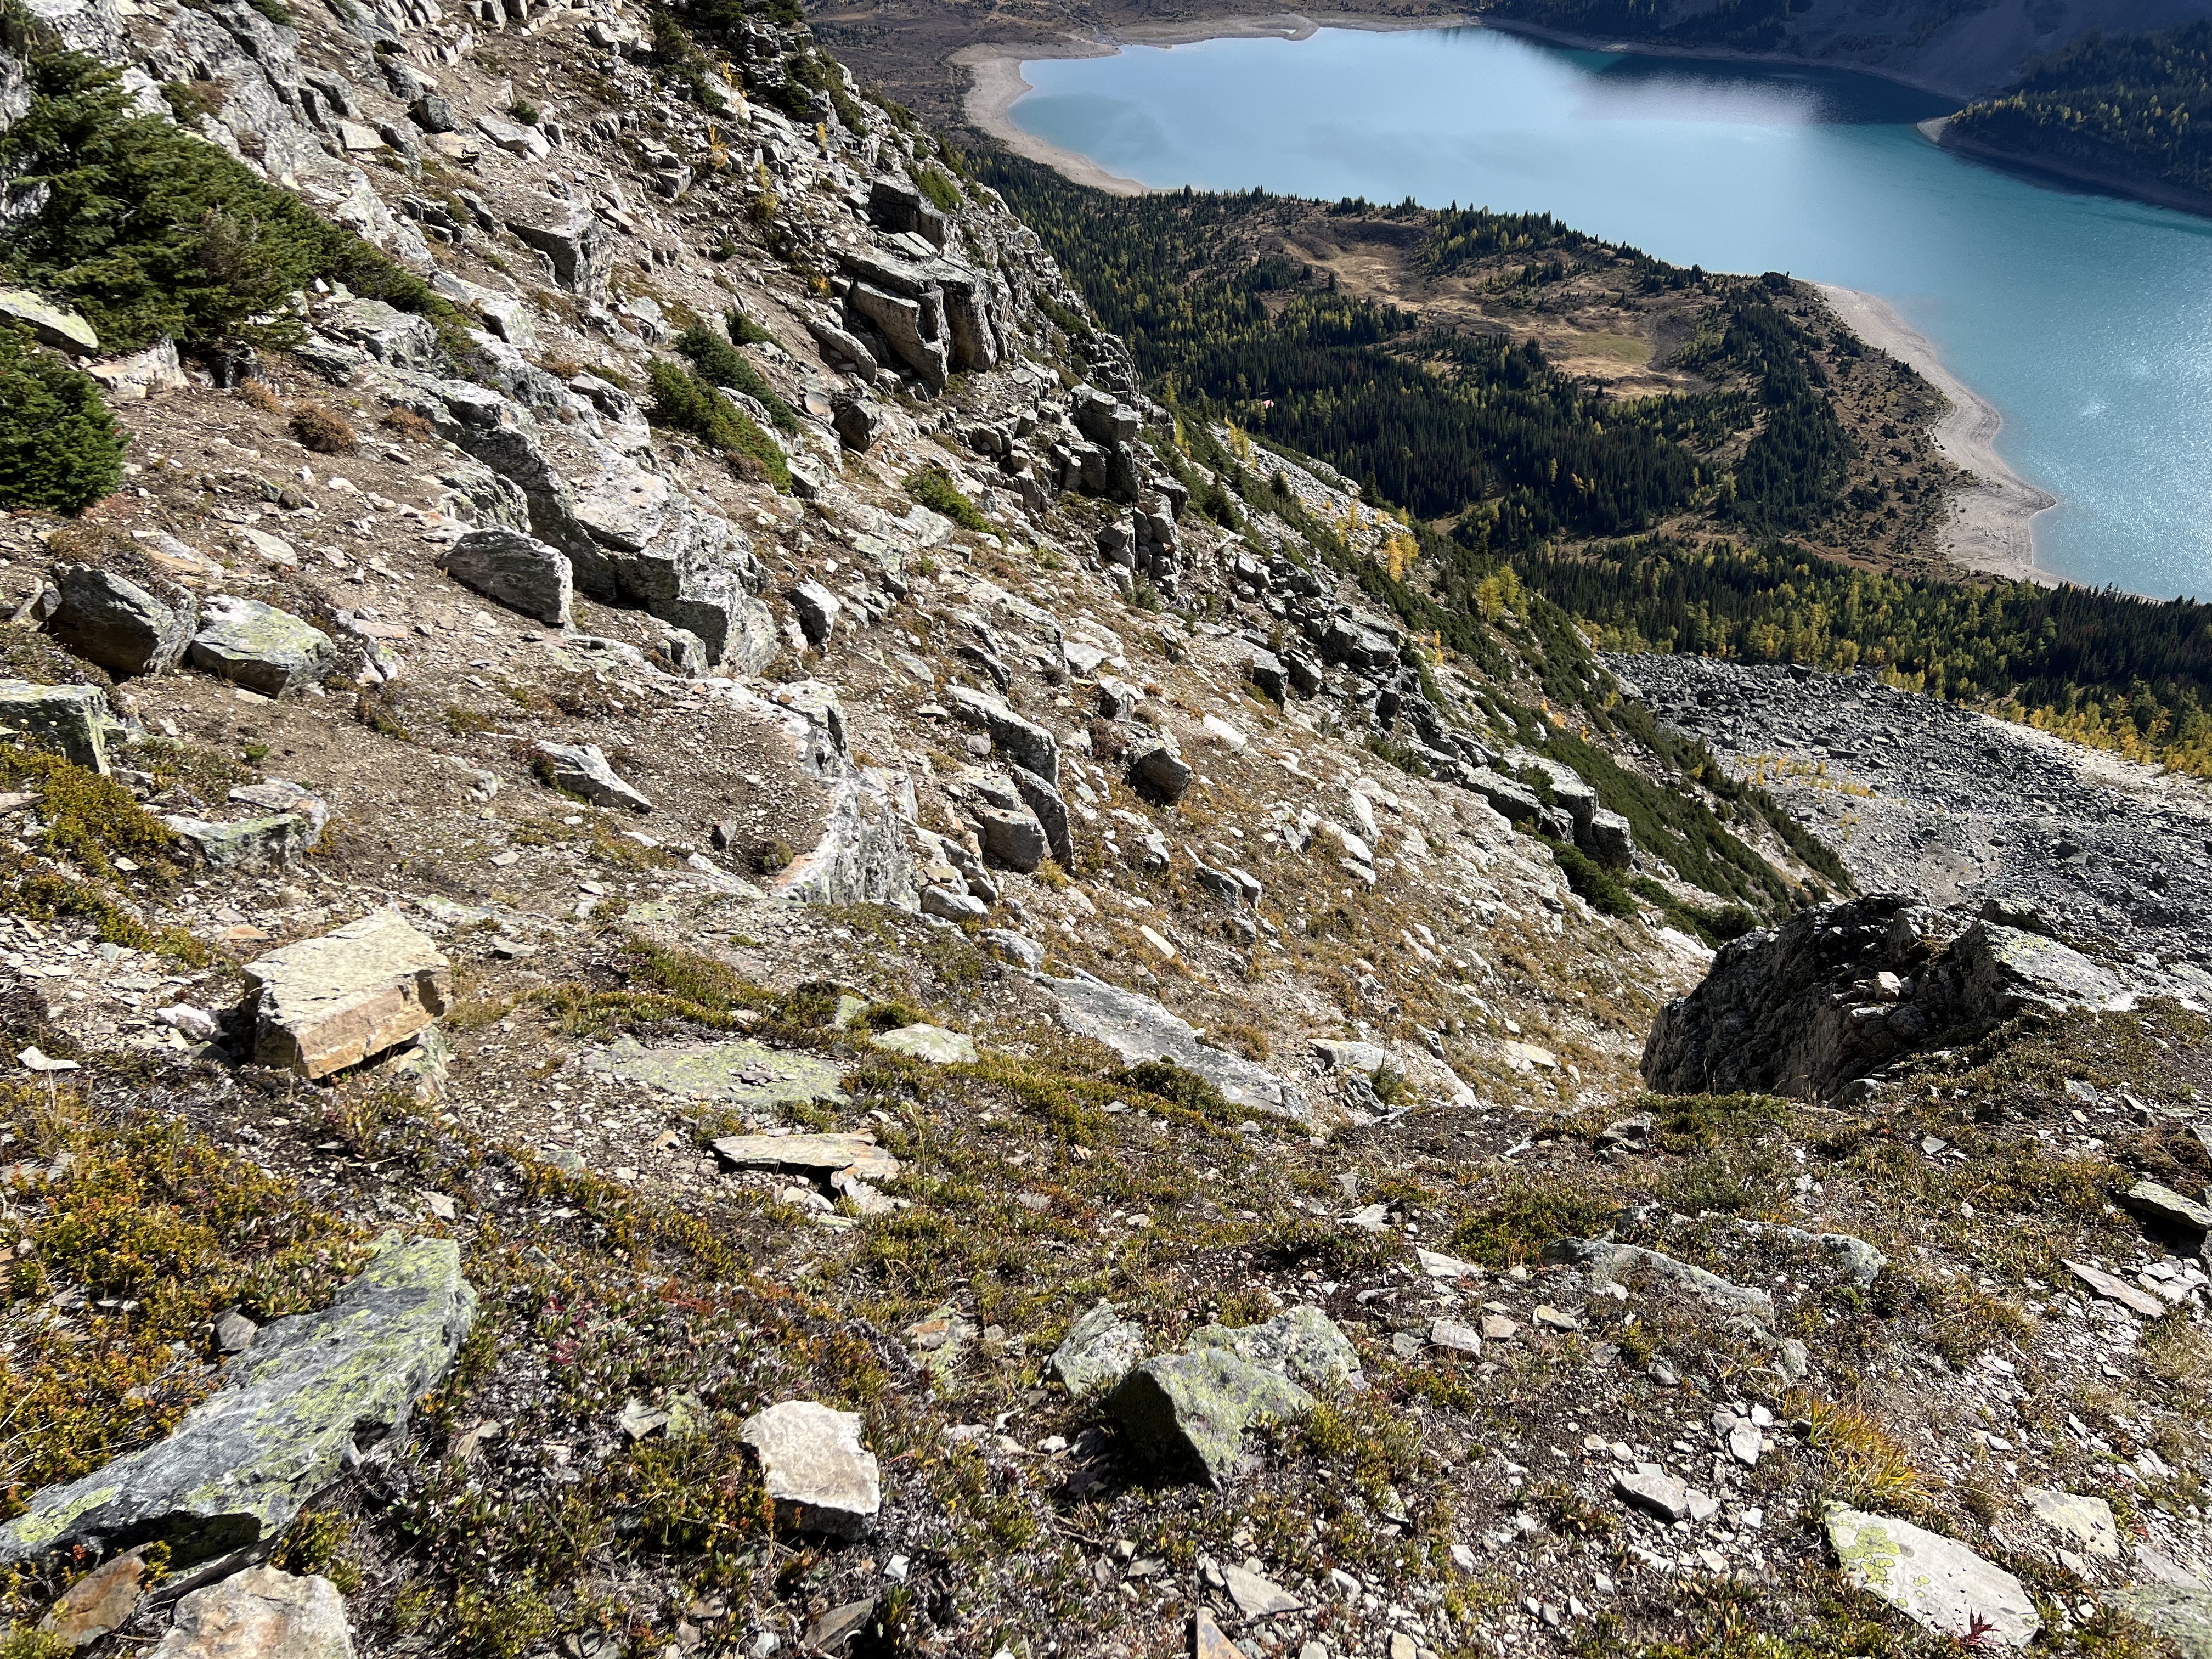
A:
[[4, 1, 2212, 1655]]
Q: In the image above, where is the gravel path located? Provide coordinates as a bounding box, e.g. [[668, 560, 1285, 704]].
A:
[[1613, 654, 2212, 967]]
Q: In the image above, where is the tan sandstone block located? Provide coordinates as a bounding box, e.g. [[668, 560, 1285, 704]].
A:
[[244, 911, 452, 1078]]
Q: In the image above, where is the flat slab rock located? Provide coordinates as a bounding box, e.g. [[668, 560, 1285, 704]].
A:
[[1040, 969, 1308, 1122], [870, 1023, 977, 1064], [711, 1132, 897, 1183], [0, 1237, 475, 1568], [150, 1566, 353, 1659], [584, 1036, 846, 1108], [244, 911, 450, 1080], [1825, 1504, 2040, 1646], [738, 1401, 880, 1539]]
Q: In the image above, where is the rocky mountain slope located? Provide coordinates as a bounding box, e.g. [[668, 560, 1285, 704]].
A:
[[0, 1, 2209, 1657]]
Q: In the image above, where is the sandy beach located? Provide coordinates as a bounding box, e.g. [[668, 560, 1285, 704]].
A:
[[1813, 282, 2056, 586]]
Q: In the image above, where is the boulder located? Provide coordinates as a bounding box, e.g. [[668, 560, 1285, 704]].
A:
[[86, 337, 187, 403], [738, 1401, 881, 1539], [533, 742, 652, 812], [790, 579, 840, 646], [1188, 1305, 1359, 1391], [242, 910, 452, 1079], [47, 563, 195, 676], [0, 681, 115, 774], [0, 1236, 475, 1567], [921, 885, 988, 923], [1585, 806, 1634, 867], [944, 686, 1059, 786], [975, 803, 1046, 872], [808, 318, 881, 382], [2119, 1178, 2212, 1246], [1466, 768, 1542, 826], [1825, 1505, 2039, 1646], [149, 1567, 354, 1659], [1008, 764, 1074, 868], [326, 297, 439, 371], [165, 804, 325, 872], [1544, 1237, 1778, 1324], [37, 1550, 146, 1645], [501, 196, 611, 294], [188, 597, 336, 697], [1248, 647, 1287, 704], [0, 287, 98, 353], [831, 393, 883, 452], [1042, 969, 1309, 1122], [440, 527, 573, 627], [1127, 732, 1192, 804], [1109, 1347, 1313, 1487], [1644, 895, 2139, 1099], [1051, 1301, 1146, 1397]]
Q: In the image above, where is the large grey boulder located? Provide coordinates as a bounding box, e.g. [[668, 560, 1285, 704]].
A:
[[0, 681, 115, 773], [976, 802, 1047, 873], [1051, 1302, 1146, 1397], [188, 597, 336, 697], [1825, 1505, 2039, 1646], [326, 297, 439, 370], [1110, 1347, 1314, 1488], [149, 1567, 354, 1659], [1009, 764, 1073, 868], [944, 686, 1059, 786], [1643, 894, 2138, 1100], [1042, 969, 1309, 1122], [0, 1236, 475, 1568], [738, 1401, 880, 1539], [47, 563, 195, 676], [500, 195, 612, 295], [441, 527, 572, 627], [533, 742, 652, 812], [1127, 731, 1192, 805], [1188, 1305, 1359, 1391], [243, 910, 452, 1079]]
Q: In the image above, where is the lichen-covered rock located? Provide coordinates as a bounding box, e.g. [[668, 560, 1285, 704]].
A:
[[0, 680, 116, 773], [1109, 1347, 1314, 1487], [1051, 1301, 1146, 1397], [1187, 1305, 1361, 1392], [242, 910, 452, 1079], [47, 563, 195, 676], [1042, 969, 1309, 1122], [149, 1567, 354, 1659], [188, 596, 337, 697], [1825, 1505, 2039, 1646], [0, 1236, 475, 1568], [584, 1036, 847, 1108]]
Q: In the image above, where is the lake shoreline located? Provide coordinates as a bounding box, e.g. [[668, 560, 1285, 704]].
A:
[[957, 10, 1474, 193], [1922, 116, 2212, 223], [1810, 282, 2056, 588]]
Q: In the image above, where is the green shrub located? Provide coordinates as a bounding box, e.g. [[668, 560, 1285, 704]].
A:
[[904, 466, 990, 532], [645, 358, 789, 490], [912, 165, 961, 215], [0, 50, 445, 353], [727, 307, 771, 346], [0, 326, 122, 514], [674, 323, 797, 432], [1543, 837, 1637, 918]]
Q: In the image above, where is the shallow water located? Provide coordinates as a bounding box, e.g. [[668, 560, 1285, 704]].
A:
[[1011, 28, 2212, 598]]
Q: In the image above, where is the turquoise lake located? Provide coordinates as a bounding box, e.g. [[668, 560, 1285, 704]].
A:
[[1008, 27, 2212, 600]]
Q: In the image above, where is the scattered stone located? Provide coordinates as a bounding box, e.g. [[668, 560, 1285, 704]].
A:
[[1127, 731, 1192, 804], [902, 1302, 974, 1387], [188, 596, 336, 697], [37, 1550, 147, 1646], [215, 1310, 258, 1353], [1596, 1113, 1654, 1153], [872, 1023, 977, 1064], [242, 911, 450, 1080], [584, 1037, 846, 1109], [1613, 1464, 1694, 1522], [1414, 1247, 1480, 1280], [2028, 1489, 2121, 1559], [804, 1599, 879, 1652], [533, 742, 652, 812], [978, 928, 1044, 970], [790, 579, 842, 647], [975, 802, 1047, 872], [148, 1567, 353, 1659], [1825, 1504, 2039, 1646], [921, 886, 989, 923], [1051, 1301, 1146, 1397], [2066, 1257, 2168, 1318], [0, 1236, 474, 1567], [1223, 1562, 1302, 1618], [738, 1401, 880, 1538], [1429, 1318, 1483, 1355], [47, 563, 195, 677], [1194, 1608, 1239, 1659], [1532, 1304, 1581, 1331], [441, 527, 573, 627], [1545, 1238, 1778, 1323]]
